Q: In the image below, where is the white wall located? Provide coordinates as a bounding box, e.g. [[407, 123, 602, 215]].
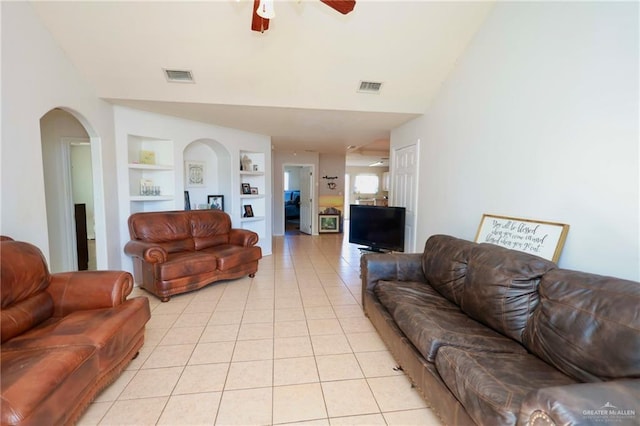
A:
[[284, 165, 302, 191], [114, 106, 272, 271], [392, 2, 639, 280], [1, 2, 118, 267]]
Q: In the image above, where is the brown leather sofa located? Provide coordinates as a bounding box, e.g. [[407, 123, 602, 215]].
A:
[[0, 236, 151, 426], [361, 234, 640, 426], [124, 210, 262, 302]]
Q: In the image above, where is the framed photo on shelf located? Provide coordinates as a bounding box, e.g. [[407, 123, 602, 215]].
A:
[[243, 205, 254, 218], [250, 187, 259, 195], [241, 183, 251, 194], [319, 214, 340, 233], [185, 161, 205, 187], [207, 195, 224, 211], [184, 191, 191, 211]]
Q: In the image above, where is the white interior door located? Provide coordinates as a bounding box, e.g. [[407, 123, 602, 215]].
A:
[[299, 166, 313, 234], [391, 143, 418, 252]]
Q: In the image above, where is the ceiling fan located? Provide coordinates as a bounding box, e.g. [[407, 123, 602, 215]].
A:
[[251, 0, 356, 32]]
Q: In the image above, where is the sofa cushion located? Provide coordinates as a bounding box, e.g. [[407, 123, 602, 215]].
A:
[[128, 212, 195, 253], [421, 234, 475, 306], [158, 251, 218, 281], [460, 243, 556, 342], [190, 210, 231, 250], [3, 298, 150, 372], [204, 245, 262, 271], [374, 280, 526, 362], [1, 241, 54, 343], [1, 345, 98, 426], [523, 269, 640, 382], [435, 346, 576, 426]]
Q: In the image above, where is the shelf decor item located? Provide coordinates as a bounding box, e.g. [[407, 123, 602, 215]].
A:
[[319, 214, 340, 233], [185, 161, 205, 187], [184, 191, 191, 211], [139, 150, 156, 165], [250, 187, 258, 195], [207, 195, 224, 211], [241, 183, 251, 194], [243, 205, 254, 217], [241, 155, 252, 171]]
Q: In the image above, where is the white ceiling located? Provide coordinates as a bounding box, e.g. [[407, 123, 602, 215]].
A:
[[31, 0, 494, 164]]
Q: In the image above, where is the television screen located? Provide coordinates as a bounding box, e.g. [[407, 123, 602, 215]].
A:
[[349, 205, 406, 252]]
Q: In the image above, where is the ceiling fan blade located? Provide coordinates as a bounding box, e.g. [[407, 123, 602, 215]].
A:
[[320, 0, 356, 15], [251, 0, 270, 32]]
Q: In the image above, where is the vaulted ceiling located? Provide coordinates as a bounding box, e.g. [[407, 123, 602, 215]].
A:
[[31, 1, 494, 163]]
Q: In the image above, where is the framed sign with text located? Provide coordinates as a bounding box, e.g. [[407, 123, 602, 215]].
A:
[[474, 214, 569, 262]]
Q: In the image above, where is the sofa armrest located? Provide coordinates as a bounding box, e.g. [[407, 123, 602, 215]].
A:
[[360, 252, 426, 293], [124, 240, 168, 263], [519, 380, 640, 426], [229, 228, 259, 247], [46, 270, 136, 317]]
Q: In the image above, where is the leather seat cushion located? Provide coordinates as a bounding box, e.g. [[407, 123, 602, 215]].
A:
[[435, 346, 576, 426], [2, 298, 149, 372], [204, 245, 262, 271], [158, 251, 218, 281], [374, 280, 526, 362], [460, 243, 557, 343], [421, 234, 475, 306], [0, 345, 98, 426], [523, 269, 640, 382]]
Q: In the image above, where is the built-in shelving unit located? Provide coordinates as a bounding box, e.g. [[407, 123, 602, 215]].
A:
[[127, 135, 175, 213], [239, 151, 266, 237]]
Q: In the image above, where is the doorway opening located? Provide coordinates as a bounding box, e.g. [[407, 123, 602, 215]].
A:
[[283, 164, 314, 235], [40, 108, 104, 272]]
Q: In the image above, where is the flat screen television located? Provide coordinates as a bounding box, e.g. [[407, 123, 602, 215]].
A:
[[349, 204, 406, 252]]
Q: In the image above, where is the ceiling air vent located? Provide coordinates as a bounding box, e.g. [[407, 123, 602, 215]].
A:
[[164, 69, 194, 83], [358, 81, 383, 93]]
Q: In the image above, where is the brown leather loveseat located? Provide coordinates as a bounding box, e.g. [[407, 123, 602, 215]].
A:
[[124, 210, 262, 302], [0, 236, 151, 426], [362, 234, 640, 426]]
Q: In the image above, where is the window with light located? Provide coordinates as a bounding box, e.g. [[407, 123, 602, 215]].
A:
[[354, 174, 379, 194]]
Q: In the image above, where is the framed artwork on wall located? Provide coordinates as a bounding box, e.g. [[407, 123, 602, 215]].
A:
[[185, 161, 205, 187], [474, 214, 569, 262]]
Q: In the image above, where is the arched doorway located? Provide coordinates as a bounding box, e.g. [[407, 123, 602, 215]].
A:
[[40, 108, 105, 272]]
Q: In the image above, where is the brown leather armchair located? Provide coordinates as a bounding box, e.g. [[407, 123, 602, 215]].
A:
[[124, 210, 262, 302], [0, 236, 150, 426]]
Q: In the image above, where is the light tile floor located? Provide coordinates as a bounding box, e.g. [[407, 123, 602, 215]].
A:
[[79, 233, 444, 425]]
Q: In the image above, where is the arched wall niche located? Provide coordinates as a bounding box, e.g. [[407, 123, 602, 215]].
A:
[[182, 139, 232, 211]]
